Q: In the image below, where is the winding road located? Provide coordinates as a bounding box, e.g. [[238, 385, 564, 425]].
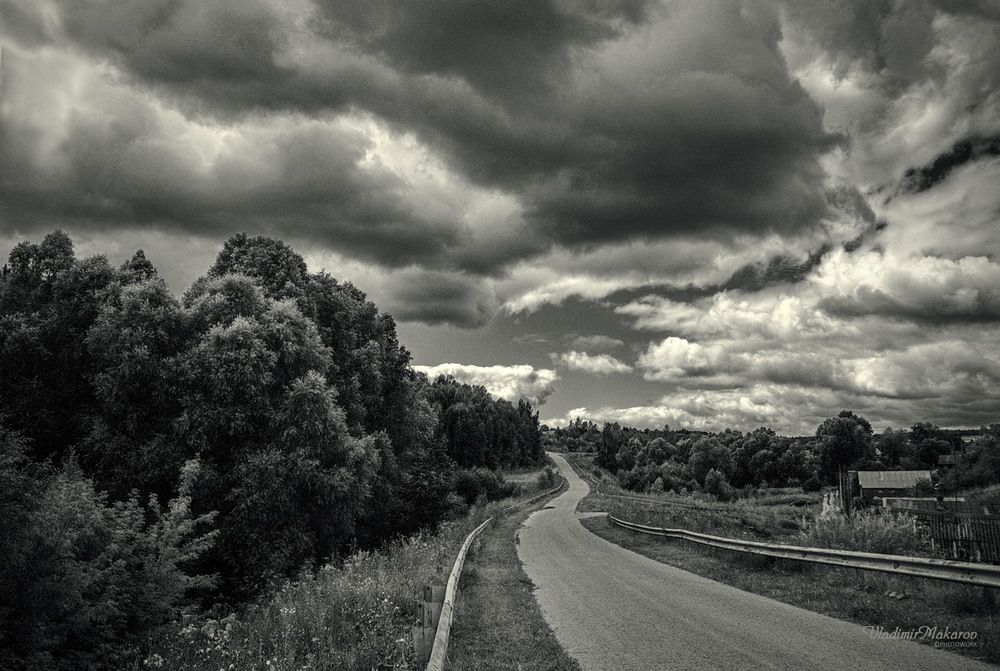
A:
[[516, 453, 993, 671]]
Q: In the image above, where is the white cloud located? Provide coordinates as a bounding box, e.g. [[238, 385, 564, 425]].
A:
[[552, 351, 633, 376], [618, 290, 839, 339], [814, 248, 1000, 321], [637, 337, 733, 381], [413, 363, 558, 406], [543, 385, 828, 436]]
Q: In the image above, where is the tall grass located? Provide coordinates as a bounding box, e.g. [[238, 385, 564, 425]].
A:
[[133, 504, 507, 671], [604, 495, 812, 542], [799, 510, 936, 556]]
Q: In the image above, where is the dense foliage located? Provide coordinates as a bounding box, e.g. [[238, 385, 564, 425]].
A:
[[0, 231, 543, 670], [548, 413, 998, 500]]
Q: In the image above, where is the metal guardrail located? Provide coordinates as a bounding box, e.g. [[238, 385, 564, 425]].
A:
[[425, 476, 565, 671], [608, 514, 1000, 588]]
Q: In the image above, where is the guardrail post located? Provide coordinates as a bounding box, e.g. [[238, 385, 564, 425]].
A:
[[413, 584, 445, 664]]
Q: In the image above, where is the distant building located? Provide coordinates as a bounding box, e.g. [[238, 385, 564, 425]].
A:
[[937, 454, 960, 467], [856, 470, 933, 498]]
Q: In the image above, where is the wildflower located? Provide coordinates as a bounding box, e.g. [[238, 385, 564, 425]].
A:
[[143, 653, 165, 668]]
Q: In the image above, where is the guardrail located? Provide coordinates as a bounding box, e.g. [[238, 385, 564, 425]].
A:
[[608, 514, 1000, 588], [424, 476, 565, 671]]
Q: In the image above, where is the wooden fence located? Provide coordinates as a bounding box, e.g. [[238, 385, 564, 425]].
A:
[[891, 508, 1000, 563]]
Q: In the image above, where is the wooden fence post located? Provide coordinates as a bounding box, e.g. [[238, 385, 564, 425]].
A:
[[412, 584, 445, 664]]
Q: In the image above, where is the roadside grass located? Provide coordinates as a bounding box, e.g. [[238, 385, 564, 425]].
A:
[[131, 482, 554, 671], [447, 502, 582, 671], [581, 515, 1000, 666], [595, 495, 815, 543], [504, 464, 557, 494]]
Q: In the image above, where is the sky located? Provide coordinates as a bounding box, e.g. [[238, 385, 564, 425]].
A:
[[2, 0, 1000, 436]]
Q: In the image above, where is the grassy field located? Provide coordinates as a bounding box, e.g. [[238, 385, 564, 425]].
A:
[[558, 450, 1000, 667]]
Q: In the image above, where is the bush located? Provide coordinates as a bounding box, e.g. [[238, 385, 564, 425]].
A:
[[453, 468, 519, 505], [703, 468, 735, 502], [536, 467, 557, 490], [0, 457, 216, 671], [802, 476, 823, 493], [799, 510, 934, 556]]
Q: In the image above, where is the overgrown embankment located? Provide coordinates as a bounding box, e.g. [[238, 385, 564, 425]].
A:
[[132, 471, 564, 671], [134, 502, 498, 670]]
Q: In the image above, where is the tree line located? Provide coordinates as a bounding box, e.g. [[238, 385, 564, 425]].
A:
[[0, 231, 544, 670], [545, 411, 1000, 500]]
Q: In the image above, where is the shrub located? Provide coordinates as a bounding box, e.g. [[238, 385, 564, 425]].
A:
[[703, 468, 735, 502], [453, 468, 519, 505], [802, 476, 823, 493], [536, 467, 557, 490], [1, 457, 216, 671], [799, 510, 934, 556]]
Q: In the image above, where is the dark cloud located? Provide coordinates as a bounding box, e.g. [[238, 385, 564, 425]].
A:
[[384, 271, 499, 328], [604, 245, 831, 307], [819, 288, 1000, 324], [2, 0, 848, 276], [314, 0, 652, 105], [0, 53, 466, 269], [898, 136, 1000, 195], [58, 0, 291, 97], [780, 0, 938, 88]]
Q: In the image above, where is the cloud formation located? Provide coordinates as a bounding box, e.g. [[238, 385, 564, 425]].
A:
[[552, 351, 633, 376], [413, 363, 558, 406], [3, 0, 1000, 434], [2, 2, 850, 282]]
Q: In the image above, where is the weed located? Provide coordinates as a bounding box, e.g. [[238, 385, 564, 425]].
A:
[[799, 510, 935, 556], [131, 499, 523, 671]]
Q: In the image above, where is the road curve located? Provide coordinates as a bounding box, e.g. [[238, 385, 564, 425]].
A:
[[517, 453, 994, 671]]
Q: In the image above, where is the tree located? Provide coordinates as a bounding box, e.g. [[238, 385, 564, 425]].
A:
[[207, 233, 309, 303], [224, 372, 379, 594], [703, 468, 735, 501], [876, 428, 912, 468], [82, 277, 187, 499], [597, 422, 624, 471], [0, 238, 116, 461], [0, 439, 215, 671], [688, 436, 734, 485], [817, 411, 875, 484]]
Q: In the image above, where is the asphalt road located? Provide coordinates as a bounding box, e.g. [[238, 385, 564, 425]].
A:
[[516, 453, 993, 671]]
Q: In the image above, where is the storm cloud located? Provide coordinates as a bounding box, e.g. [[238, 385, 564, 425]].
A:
[[3, 0, 848, 274], [3, 0, 1000, 434]]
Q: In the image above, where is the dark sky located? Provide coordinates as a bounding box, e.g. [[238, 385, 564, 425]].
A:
[[3, 0, 1000, 434]]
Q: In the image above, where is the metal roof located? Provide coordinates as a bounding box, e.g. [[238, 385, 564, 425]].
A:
[[857, 470, 932, 489]]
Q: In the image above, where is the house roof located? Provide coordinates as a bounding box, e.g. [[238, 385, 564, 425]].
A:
[[857, 470, 932, 489]]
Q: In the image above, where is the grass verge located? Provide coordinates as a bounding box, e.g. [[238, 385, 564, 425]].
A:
[[581, 514, 999, 666], [130, 470, 559, 671], [446, 502, 582, 671]]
